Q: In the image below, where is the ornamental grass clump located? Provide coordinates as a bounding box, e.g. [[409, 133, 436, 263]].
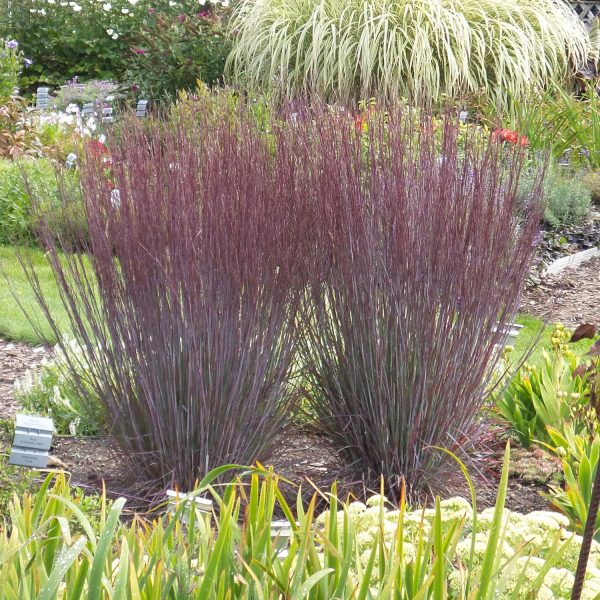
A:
[[293, 108, 544, 496], [23, 106, 303, 490], [227, 0, 589, 107]]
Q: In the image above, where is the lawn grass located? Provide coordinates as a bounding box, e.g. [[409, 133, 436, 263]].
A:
[[0, 245, 70, 344], [514, 313, 595, 364]]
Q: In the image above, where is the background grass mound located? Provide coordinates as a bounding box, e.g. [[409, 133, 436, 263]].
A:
[[228, 0, 589, 106]]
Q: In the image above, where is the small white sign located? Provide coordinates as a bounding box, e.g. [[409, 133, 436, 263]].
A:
[[9, 447, 49, 468], [9, 414, 55, 468]]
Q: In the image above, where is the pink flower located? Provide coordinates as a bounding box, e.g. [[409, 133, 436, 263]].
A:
[[132, 47, 146, 55]]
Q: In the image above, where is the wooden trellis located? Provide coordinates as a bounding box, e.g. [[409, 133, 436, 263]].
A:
[[571, 1, 600, 28]]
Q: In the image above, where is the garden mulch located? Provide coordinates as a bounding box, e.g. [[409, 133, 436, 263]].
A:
[[523, 256, 600, 328], [0, 334, 559, 513], [0, 338, 49, 421]]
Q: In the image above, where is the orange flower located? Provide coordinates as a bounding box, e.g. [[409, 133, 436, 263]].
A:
[[492, 128, 528, 147]]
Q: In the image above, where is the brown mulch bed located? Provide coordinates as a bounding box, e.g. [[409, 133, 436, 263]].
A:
[[0, 339, 49, 421], [523, 256, 600, 328], [0, 333, 557, 513]]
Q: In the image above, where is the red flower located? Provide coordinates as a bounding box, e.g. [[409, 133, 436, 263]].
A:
[[503, 129, 518, 144], [354, 114, 366, 132], [492, 128, 528, 147], [86, 139, 109, 158]]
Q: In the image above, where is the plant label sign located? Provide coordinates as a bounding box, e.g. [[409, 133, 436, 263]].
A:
[[35, 87, 50, 110], [136, 99, 149, 118], [9, 414, 54, 468]]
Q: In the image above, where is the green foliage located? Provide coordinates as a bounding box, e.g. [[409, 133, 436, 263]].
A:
[[124, 8, 232, 102], [0, 159, 49, 244], [0, 0, 232, 92], [14, 338, 107, 436], [498, 322, 600, 545], [546, 423, 600, 540], [0, 38, 23, 101], [543, 171, 591, 228], [0, 454, 35, 517], [0, 158, 83, 245], [513, 88, 600, 170], [0, 450, 596, 598], [518, 167, 591, 228], [497, 325, 590, 448], [0, 97, 44, 160], [0, 96, 81, 162], [228, 0, 589, 107], [582, 169, 600, 205]]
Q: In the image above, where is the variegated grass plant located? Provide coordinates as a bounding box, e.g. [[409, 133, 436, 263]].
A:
[[1, 446, 593, 599], [227, 0, 589, 108]]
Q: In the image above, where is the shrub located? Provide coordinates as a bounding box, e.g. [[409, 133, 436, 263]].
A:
[[0, 95, 83, 162], [228, 0, 589, 107], [544, 172, 592, 228], [519, 167, 592, 229], [25, 105, 304, 490], [292, 109, 543, 496], [583, 170, 600, 205], [124, 8, 231, 102], [0, 97, 44, 160], [0, 0, 231, 92]]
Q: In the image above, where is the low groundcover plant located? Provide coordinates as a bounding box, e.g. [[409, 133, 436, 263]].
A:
[[1, 447, 599, 598]]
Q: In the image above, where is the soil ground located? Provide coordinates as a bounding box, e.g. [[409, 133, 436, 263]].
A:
[[3, 255, 599, 513], [0, 345, 561, 514]]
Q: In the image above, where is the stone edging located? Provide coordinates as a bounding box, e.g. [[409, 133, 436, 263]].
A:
[[545, 247, 600, 275]]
